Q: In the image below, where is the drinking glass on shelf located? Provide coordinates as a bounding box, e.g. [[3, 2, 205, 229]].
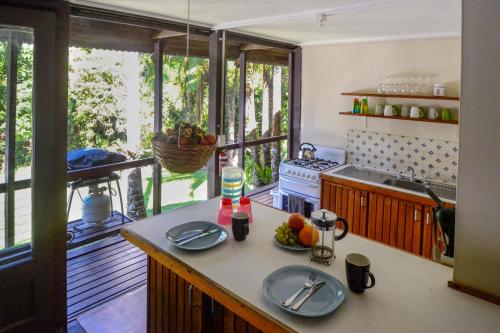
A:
[[390, 75, 399, 94], [424, 76, 433, 95], [416, 76, 426, 95], [400, 76, 410, 94], [408, 76, 418, 95]]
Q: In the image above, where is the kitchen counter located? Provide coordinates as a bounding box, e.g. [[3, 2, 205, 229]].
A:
[[323, 164, 457, 204], [121, 198, 499, 333]]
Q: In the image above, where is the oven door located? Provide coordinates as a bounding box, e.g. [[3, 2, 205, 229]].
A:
[[278, 189, 319, 218], [279, 173, 320, 198]]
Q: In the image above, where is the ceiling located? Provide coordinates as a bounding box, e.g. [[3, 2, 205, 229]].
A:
[[71, 0, 461, 45]]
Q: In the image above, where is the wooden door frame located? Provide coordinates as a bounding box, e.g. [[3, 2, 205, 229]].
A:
[[0, 3, 68, 332]]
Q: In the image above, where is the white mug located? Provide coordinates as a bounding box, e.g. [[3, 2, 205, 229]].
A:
[[401, 105, 410, 118], [428, 107, 439, 120], [384, 105, 395, 117], [375, 104, 384, 116], [410, 106, 424, 119]]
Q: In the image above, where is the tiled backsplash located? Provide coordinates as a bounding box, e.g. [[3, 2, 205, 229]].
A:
[[346, 129, 458, 185]]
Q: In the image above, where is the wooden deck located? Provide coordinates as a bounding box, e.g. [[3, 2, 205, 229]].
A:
[[67, 211, 129, 250], [66, 193, 275, 330], [248, 186, 275, 207], [66, 213, 147, 327]]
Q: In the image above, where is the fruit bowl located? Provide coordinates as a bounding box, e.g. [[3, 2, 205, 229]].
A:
[[274, 213, 319, 252], [273, 235, 309, 252]]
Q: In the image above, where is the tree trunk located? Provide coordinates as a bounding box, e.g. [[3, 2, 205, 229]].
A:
[[262, 65, 273, 168], [127, 167, 147, 220], [194, 70, 207, 126], [226, 62, 239, 164], [245, 63, 262, 187], [271, 66, 282, 182]]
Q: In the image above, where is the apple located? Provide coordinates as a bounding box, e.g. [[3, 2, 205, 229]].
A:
[[288, 213, 305, 231]]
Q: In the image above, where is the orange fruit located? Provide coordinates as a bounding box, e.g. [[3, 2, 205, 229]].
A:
[[206, 134, 216, 145], [298, 225, 319, 247], [179, 137, 190, 145]]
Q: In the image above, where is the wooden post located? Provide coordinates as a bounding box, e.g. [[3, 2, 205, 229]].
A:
[[4, 33, 19, 248], [208, 30, 223, 198], [238, 51, 247, 171], [152, 39, 164, 215], [288, 47, 302, 159]]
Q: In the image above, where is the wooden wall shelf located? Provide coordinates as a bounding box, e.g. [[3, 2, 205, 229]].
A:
[[339, 112, 459, 125], [341, 92, 460, 101]]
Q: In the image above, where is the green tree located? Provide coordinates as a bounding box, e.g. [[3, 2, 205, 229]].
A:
[[0, 41, 35, 169], [139, 54, 209, 155], [67, 47, 126, 151]]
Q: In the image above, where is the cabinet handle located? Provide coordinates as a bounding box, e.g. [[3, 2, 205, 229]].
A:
[[426, 212, 431, 225], [414, 209, 418, 222], [361, 192, 366, 207], [189, 284, 193, 309]]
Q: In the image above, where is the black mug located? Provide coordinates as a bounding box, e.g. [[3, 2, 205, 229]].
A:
[[345, 253, 375, 293], [232, 212, 249, 241]]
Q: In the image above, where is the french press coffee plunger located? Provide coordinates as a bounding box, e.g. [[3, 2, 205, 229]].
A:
[[310, 209, 349, 266]]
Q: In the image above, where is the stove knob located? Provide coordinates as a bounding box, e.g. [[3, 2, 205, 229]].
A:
[[306, 174, 311, 179]]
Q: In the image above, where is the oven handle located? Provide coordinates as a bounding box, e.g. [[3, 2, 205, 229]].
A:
[[279, 174, 320, 190], [279, 188, 320, 202]]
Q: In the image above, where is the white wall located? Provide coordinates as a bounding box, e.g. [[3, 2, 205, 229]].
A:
[[454, 1, 500, 298], [301, 37, 461, 149]]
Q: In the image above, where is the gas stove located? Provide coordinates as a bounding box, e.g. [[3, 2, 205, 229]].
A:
[[273, 145, 346, 216], [279, 158, 339, 184], [285, 158, 339, 171]]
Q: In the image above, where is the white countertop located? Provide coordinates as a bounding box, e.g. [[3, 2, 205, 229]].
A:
[[322, 164, 457, 205], [123, 198, 498, 333]]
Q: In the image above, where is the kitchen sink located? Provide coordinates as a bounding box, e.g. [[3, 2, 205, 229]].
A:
[[382, 179, 427, 193], [329, 165, 456, 201]]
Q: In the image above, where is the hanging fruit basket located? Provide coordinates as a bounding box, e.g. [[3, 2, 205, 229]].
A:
[[152, 0, 217, 174], [152, 123, 216, 174]]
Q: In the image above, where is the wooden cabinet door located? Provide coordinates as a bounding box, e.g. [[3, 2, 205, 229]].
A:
[[148, 258, 204, 333], [367, 193, 425, 256], [321, 181, 368, 236], [422, 205, 449, 260]]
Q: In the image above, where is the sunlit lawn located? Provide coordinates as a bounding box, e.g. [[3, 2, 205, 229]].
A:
[[143, 169, 207, 216]]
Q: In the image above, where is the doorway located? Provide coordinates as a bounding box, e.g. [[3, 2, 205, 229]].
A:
[[0, 4, 68, 332]]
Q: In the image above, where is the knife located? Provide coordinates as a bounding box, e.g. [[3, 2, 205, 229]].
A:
[[291, 281, 326, 311], [177, 228, 221, 246], [174, 225, 211, 244]]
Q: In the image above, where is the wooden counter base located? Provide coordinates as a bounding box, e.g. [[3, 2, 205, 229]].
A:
[[122, 229, 293, 333]]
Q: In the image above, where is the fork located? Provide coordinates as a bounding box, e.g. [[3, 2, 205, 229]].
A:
[[282, 272, 317, 307]]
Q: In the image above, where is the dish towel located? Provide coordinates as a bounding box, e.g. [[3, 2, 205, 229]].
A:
[[288, 193, 305, 215]]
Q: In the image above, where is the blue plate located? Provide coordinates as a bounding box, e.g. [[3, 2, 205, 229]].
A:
[[273, 235, 309, 252], [262, 265, 347, 318], [166, 221, 228, 251]]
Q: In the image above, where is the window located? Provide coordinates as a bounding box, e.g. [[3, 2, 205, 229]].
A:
[[221, 37, 292, 192], [67, 17, 213, 218], [0, 27, 34, 252]]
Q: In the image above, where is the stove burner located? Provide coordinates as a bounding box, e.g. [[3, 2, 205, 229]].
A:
[[285, 158, 339, 171]]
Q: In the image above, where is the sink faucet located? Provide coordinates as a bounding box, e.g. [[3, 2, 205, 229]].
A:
[[397, 166, 415, 182]]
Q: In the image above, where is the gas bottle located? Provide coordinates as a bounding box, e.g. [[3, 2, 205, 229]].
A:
[[82, 185, 111, 225]]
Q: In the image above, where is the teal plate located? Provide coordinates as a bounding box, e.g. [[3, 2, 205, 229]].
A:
[[262, 265, 347, 318], [166, 221, 228, 251]]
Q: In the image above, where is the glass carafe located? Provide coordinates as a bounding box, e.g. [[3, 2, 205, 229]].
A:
[[310, 209, 349, 266]]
